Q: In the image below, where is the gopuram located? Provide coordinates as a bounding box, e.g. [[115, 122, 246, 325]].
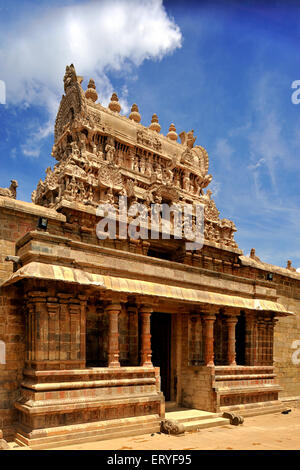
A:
[[0, 64, 299, 448]]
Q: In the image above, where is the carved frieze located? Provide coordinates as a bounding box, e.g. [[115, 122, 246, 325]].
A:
[[98, 163, 122, 189], [137, 129, 162, 152]]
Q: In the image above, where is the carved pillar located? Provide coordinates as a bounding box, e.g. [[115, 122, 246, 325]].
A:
[[47, 298, 60, 361], [224, 309, 239, 366], [127, 304, 138, 366], [257, 318, 265, 365], [245, 312, 257, 366], [58, 294, 71, 361], [202, 306, 216, 366], [69, 300, 81, 361], [139, 304, 153, 367], [105, 302, 122, 368], [79, 296, 88, 364]]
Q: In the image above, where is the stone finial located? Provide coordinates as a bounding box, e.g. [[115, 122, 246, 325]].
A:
[[286, 260, 296, 272], [108, 92, 121, 113], [85, 79, 98, 102], [149, 114, 161, 133], [167, 123, 178, 141], [129, 104, 141, 123]]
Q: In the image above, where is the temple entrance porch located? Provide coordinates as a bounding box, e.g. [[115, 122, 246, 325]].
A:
[[0, 266, 291, 447]]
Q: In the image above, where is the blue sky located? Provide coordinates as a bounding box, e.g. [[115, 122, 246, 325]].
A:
[[0, 0, 299, 269]]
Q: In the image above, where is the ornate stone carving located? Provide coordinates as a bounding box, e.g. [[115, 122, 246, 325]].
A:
[[98, 163, 122, 190], [286, 260, 296, 272], [104, 137, 116, 163], [0, 180, 18, 199], [250, 248, 261, 262], [150, 184, 180, 204], [160, 419, 185, 435], [222, 412, 244, 426], [31, 64, 239, 250], [137, 129, 162, 152], [204, 191, 220, 221], [55, 64, 86, 143]]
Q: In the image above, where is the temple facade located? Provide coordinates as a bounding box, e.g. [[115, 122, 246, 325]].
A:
[[0, 64, 299, 448]]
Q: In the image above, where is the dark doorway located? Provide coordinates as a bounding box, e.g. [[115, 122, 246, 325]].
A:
[[236, 313, 246, 365], [151, 313, 171, 401]]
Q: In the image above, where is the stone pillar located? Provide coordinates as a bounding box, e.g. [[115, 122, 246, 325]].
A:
[[257, 318, 265, 365], [202, 307, 216, 366], [139, 304, 153, 367], [47, 298, 60, 361], [245, 312, 257, 366], [26, 292, 48, 363], [224, 309, 239, 366], [79, 296, 88, 364], [69, 300, 81, 361], [105, 302, 122, 368], [127, 304, 138, 366]]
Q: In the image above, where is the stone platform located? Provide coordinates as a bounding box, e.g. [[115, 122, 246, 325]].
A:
[[14, 366, 164, 449]]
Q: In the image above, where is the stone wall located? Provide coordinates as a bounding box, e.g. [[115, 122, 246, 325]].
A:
[[0, 198, 65, 438], [0, 285, 25, 439], [274, 291, 300, 401], [179, 314, 216, 412]]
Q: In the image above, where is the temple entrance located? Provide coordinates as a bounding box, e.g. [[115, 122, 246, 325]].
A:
[[151, 312, 172, 401]]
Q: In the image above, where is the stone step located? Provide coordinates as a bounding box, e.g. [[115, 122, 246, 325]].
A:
[[15, 415, 160, 449], [16, 423, 159, 450], [183, 417, 229, 432], [166, 409, 217, 423], [236, 404, 286, 418], [220, 401, 286, 418]]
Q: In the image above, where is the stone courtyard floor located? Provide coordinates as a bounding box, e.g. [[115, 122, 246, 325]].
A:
[[31, 407, 300, 451]]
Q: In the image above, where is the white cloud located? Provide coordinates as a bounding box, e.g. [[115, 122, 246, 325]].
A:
[[209, 180, 221, 197], [0, 0, 182, 156], [214, 138, 234, 160]]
